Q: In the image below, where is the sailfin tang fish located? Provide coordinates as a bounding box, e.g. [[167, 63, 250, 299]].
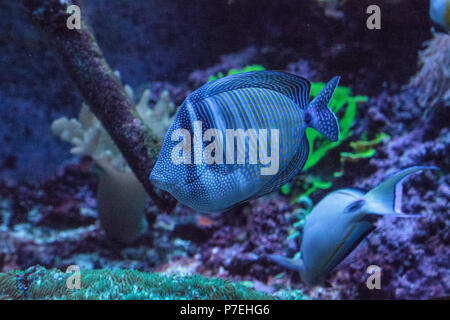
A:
[[150, 71, 340, 212], [268, 166, 439, 286]]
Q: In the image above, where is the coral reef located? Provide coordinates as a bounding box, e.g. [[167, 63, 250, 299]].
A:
[[0, 0, 446, 301], [51, 81, 175, 243], [0, 265, 272, 300]]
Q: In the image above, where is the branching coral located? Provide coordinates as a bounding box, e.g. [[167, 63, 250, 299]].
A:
[[52, 80, 176, 243], [0, 266, 272, 300], [134, 88, 176, 140], [340, 132, 390, 162]]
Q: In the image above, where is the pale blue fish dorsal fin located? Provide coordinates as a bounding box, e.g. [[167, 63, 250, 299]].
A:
[[189, 70, 311, 108], [253, 134, 310, 198], [346, 166, 440, 218], [267, 254, 304, 272], [306, 76, 340, 142]]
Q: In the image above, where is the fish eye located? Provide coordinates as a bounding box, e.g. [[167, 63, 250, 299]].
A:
[[304, 112, 312, 124]]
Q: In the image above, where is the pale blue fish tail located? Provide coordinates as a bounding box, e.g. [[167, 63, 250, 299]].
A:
[[266, 254, 304, 272], [355, 166, 440, 217], [306, 76, 340, 142]]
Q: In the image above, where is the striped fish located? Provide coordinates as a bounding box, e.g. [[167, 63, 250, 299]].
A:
[[268, 166, 439, 286], [150, 71, 340, 212]]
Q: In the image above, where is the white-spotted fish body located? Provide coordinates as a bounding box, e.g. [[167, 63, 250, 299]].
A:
[[268, 166, 438, 286], [150, 71, 340, 212], [430, 0, 450, 33]]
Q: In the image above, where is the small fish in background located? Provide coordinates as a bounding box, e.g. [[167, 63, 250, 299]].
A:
[[268, 166, 439, 287], [430, 0, 450, 33], [150, 71, 341, 212]]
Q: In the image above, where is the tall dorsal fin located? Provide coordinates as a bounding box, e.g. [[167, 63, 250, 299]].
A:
[[361, 166, 439, 217], [189, 71, 311, 108]]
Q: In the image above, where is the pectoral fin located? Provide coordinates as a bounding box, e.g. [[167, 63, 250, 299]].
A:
[[266, 254, 304, 272]]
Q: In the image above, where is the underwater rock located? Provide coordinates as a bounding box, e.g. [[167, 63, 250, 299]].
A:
[[188, 47, 261, 87], [285, 59, 319, 82], [198, 198, 294, 281], [188, 46, 301, 88], [0, 159, 97, 230]]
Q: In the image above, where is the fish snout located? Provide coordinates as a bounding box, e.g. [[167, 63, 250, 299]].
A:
[[149, 169, 171, 191]]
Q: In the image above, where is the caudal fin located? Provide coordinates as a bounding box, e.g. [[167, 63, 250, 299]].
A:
[[355, 166, 439, 217], [306, 76, 340, 142], [266, 254, 304, 272]]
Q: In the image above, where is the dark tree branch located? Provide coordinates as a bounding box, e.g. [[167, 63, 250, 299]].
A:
[[20, 0, 177, 212]]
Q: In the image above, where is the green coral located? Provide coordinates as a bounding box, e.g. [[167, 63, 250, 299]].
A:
[[0, 266, 272, 300]]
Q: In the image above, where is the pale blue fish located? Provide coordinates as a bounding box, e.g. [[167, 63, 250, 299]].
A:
[[150, 71, 340, 212], [268, 166, 439, 286], [430, 0, 450, 33]]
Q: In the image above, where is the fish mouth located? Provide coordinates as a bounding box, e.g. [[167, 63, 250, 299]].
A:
[[150, 172, 170, 190], [150, 171, 184, 194]]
